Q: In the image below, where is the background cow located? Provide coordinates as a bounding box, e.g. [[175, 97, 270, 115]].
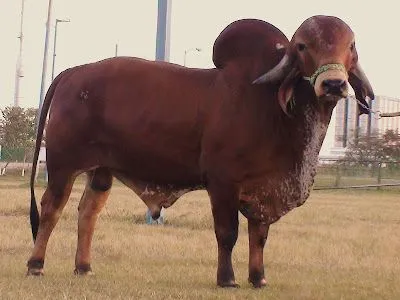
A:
[[27, 15, 373, 288]]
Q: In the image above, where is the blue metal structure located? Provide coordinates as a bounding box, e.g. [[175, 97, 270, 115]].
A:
[[146, 0, 171, 225], [155, 0, 171, 62]]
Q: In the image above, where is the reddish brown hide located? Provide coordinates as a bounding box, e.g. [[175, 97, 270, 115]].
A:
[[27, 16, 373, 288]]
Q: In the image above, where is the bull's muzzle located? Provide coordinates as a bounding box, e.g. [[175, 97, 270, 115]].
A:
[[307, 63, 349, 99], [321, 79, 347, 95]]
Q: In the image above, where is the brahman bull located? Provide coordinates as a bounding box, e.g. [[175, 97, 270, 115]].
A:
[[27, 15, 374, 288]]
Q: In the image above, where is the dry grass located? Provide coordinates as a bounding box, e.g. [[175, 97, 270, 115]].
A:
[[0, 176, 399, 299]]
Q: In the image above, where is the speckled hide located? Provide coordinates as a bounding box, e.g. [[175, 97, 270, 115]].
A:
[[239, 106, 327, 224]]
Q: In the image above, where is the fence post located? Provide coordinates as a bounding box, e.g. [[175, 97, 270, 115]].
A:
[[334, 164, 341, 187], [377, 162, 382, 190]]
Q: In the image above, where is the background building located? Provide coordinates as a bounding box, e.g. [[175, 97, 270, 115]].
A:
[[325, 95, 400, 159]]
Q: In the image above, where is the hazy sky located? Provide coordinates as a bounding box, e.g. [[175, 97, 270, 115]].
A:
[[1, 0, 398, 108], [0, 0, 398, 153]]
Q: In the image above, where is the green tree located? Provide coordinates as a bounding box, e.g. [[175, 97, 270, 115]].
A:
[[343, 130, 400, 164], [381, 130, 400, 161], [0, 106, 37, 166], [340, 129, 400, 177]]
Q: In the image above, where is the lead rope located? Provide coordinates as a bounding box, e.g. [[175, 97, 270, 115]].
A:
[[355, 97, 381, 118], [356, 98, 400, 118]]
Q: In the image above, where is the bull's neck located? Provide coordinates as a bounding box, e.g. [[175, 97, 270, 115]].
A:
[[238, 101, 335, 224], [282, 101, 333, 197]]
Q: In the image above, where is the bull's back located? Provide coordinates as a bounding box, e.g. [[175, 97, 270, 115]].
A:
[[46, 57, 218, 183]]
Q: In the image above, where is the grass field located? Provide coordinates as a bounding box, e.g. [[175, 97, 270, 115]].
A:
[[0, 175, 399, 299]]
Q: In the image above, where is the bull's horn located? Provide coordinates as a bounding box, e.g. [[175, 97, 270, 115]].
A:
[[253, 54, 292, 84], [349, 62, 375, 100]]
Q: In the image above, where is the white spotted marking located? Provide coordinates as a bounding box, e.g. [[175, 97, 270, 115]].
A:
[[140, 186, 155, 197], [275, 43, 285, 50], [240, 104, 329, 224], [80, 90, 89, 101]]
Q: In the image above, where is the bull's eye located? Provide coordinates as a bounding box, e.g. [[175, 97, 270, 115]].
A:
[[297, 43, 306, 52]]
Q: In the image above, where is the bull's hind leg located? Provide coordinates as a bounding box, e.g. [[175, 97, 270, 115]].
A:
[[247, 220, 269, 288], [74, 167, 112, 275], [27, 170, 76, 276], [207, 179, 240, 288]]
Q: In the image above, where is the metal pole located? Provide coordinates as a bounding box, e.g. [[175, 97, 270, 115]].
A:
[[377, 162, 382, 191], [354, 104, 360, 145], [35, 0, 53, 182], [51, 20, 59, 81], [334, 164, 341, 187], [13, 0, 25, 107], [343, 97, 349, 148], [51, 19, 70, 82], [155, 0, 171, 62], [367, 97, 372, 140], [380, 111, 400, 117], [37, 0, 53, 128]]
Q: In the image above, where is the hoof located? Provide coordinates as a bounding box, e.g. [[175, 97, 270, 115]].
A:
[[26, 268, 44, 276], [74, 264, 94, 276], [74, 269, 95, 276], [217, 280, 240, 288], [249, 277, 267, 288], [27, 259, 44, 276]]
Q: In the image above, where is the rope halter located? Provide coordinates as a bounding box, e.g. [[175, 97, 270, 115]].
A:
[[303, 63, 347, 86]]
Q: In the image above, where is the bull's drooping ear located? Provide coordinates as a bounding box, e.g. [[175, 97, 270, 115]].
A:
[[277, 69, 299, 115], [348, 62, 375, 115]]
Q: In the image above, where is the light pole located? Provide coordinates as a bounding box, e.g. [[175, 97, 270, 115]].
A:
[[35, 0, 53, 182], [51, 18, 70, 81], [14, 0, 25, 107], [38, 0, 53, 124], [115, 43, 119, 57], [183, 47, 201, 66], [155, 0, 171, 62]]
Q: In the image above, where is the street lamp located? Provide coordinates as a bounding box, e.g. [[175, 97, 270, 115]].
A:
[[183, 47, 201, 66], [51, 18, 70, 81]]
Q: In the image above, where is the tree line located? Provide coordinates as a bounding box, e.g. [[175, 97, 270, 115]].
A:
[[0, 106, 37, 174], [0, 105, 399, 174], [342, 129, 400, 164]]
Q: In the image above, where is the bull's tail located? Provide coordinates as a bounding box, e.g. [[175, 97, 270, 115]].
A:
[[29, 69, 71, 242]]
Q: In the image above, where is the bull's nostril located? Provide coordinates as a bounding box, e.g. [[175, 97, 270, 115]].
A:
[[322, 79, 347, 94]]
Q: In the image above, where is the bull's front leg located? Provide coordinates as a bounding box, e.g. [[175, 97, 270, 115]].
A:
[[207, 180, 240, 287], [248, 219, 270, 288]]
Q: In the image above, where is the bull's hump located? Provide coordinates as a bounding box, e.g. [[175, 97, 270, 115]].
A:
[[213, 19, 288, 70]]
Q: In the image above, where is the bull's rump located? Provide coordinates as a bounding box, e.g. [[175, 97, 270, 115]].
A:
[[46, 57, 217, 183]]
